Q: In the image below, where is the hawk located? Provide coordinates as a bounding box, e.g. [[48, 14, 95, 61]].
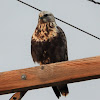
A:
[[31, 11, 69, 98]]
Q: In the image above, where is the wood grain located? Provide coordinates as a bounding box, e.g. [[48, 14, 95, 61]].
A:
[[0, 56, 100, 95]]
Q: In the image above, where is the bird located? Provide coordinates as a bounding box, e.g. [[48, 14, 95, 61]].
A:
[[31, 11, 69, 98]]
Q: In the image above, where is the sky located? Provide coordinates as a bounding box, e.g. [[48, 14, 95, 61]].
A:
[[0, 0, 100, 100]]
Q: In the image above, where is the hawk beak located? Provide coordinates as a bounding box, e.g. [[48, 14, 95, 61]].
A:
[[40, 17, 43, 19], [39, 16, 47, 23]]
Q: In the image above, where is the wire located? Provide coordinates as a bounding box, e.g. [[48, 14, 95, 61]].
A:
[[17, 0, 41, 11], [88, 0, 100, 5], [55, 17, 100, 40], [17, 0, 100, 40]]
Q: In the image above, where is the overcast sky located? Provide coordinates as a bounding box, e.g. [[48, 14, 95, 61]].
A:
[[0, 0, 100, 100]]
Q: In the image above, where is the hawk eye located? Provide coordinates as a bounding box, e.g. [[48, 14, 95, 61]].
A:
[[44, 14, 48, 17]]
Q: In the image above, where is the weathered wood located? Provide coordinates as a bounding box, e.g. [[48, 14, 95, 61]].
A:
[[0, 56, 100, 95]]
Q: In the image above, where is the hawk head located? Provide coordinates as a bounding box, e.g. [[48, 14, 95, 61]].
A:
[[38, 11, 55, 24]]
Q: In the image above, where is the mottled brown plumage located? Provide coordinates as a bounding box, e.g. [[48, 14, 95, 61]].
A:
[[31, 11, 69, 98]]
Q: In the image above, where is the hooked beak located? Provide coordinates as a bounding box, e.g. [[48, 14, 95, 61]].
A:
[[39, 16, 47, 23], [40, 16, 44, 20]]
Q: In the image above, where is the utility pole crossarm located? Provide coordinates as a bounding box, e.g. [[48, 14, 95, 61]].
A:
[[0, 56, 100, 95]]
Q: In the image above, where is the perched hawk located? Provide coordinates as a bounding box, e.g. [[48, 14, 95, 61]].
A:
[[31, 11, 69, 98]]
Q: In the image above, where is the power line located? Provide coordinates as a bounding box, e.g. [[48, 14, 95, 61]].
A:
[[17, 0, 41, 11], [88, 0, 100, 5], [17, 0, 100, 40]]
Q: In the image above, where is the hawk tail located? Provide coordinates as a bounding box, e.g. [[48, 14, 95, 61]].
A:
[[52, 86, 61, 99], [58, 84, 69, 97], [52, 84, 69, 99]]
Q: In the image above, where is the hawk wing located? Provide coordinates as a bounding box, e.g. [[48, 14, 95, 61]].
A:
[[52, 26, 69, 98], [56, 26, 68, 61]]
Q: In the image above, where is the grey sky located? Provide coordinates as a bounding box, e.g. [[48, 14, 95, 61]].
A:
[[0, 0, 100, 100]]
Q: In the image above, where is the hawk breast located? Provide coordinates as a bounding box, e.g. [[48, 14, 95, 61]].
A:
[[32, 22, 57, 42], [31, 25, 68, 64]]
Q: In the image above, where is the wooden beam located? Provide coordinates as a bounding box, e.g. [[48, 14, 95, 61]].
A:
[[0, 56, 100, 95], [10, 91, 27, 100]]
